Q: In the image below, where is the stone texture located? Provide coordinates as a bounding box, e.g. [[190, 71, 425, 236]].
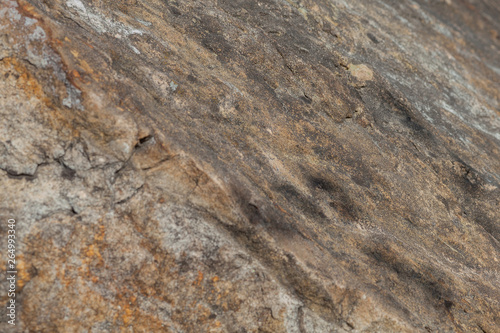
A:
[[0, 0, 499, 332]]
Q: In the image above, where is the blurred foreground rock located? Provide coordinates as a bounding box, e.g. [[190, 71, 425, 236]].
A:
[[1, 0, 499, 332]]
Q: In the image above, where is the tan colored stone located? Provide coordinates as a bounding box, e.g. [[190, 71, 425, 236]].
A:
[[1, 0, 499, 332]]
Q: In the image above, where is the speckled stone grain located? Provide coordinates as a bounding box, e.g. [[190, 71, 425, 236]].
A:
[[0, 0, 499, 332]]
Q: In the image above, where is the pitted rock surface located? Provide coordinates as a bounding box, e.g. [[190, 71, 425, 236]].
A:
[[1, 0, 499, 332]]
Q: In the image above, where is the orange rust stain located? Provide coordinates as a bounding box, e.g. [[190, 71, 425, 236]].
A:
[[123, 303, 134, 325], [20, 3, 36, 13], [211, 276, 219, 283], [2, 58, 47, 103], [15, 255, 30, 290], [115, 289, 140, 326], [274, 203, 291, 216], [18, 1, 40, 19], [71, 70, 81, 80], [1, 56, 79, 138], [79, 60, 94, 74], [193, 270, 204, 286], [80, 226, 107, 277], [85, 244, 102, 260], [95, 225, 105, 242]]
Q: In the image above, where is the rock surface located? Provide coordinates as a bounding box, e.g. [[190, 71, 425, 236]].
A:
[[1, 0, 499, 332]]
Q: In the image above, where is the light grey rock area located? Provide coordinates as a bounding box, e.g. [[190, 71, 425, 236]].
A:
[[1, 0, 499, 332]]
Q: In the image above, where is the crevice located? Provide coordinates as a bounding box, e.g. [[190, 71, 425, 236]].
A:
[[70, 205, 78, 215], [275, 45, 295, 75], [134, 134, 154, 149], [56, 157, 77, 180], [477, 324, 487, 333], [115, 184, 144, 205], [297, 306, 307, 333], [140, 157, 175, 171], [185, 174, 201, 199], [4, 169, 37, 181], [1, 162, 49, 181], [301, 93, 312, 104], [113, 162, 129, 177]]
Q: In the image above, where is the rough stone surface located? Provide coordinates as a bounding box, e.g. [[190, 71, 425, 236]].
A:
[[1, 0, 499, 332]]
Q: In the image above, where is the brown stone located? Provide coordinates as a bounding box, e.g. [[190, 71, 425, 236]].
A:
[[1, 0, 499, 332]]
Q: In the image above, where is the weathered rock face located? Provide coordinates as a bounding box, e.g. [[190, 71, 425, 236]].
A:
[[1, 0, 499, 331]]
